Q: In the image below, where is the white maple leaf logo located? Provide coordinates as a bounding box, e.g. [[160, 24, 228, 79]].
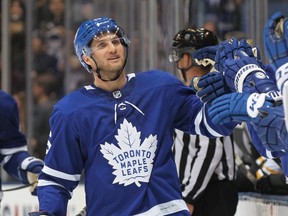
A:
[[100, 119, 157, 187]]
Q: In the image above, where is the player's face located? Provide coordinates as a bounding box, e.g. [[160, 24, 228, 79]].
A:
[[90, 34, 126, 75]]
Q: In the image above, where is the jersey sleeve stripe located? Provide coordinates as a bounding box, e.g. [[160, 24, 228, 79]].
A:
[[38, 179, 73, 197], [42, 166, 81, 181], [0, 145, 28, 155]]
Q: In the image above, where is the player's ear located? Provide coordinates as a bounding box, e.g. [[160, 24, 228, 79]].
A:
[[82, 55, 93, 67], [178, 53, 190, 68]]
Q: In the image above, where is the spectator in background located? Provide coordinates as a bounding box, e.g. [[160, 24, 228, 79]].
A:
[[204, 0, 244, 39], [31, 73, 59, 160], [203, 14, 221, 40], [34, 0, 65, 82], [32, 31, 59, 76], [10, 0, 26, 93]]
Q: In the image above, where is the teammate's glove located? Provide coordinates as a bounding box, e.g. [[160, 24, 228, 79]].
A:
[[223, 51, 276, 93], [208, 92, 272, 125], [255, 104, 288, 151], [195, 71, 230, 103], [256, 173, 288, 195], [263, 11, 288, 71], [192, 44, 218, 66], [214, 38, 261, 72], [28, 211, 55, 216], [18, 156, 44, 195], [214, 38, 239, 72]]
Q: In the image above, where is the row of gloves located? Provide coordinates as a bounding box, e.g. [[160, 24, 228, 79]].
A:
[[190, 11, 288, 152], [191, 11, 288, 194]]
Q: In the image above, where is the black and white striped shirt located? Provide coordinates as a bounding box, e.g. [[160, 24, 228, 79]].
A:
[[172, 129, 236, 203]]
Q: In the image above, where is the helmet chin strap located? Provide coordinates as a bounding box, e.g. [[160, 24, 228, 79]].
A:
[[90, 49, 128, 82], [177, 63, 195, 82]]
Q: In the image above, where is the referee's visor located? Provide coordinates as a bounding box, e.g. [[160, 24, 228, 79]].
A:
[[168, 47, 196, 63]]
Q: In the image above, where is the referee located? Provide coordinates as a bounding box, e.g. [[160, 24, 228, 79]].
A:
[[169, 27, 238, 216]]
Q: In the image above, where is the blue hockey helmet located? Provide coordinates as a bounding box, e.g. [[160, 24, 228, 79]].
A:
[[73, 17, 130, 72]]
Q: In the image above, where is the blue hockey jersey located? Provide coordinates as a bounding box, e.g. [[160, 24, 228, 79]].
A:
[[0, 90, 32, 190], [37, 70, 236, 216]]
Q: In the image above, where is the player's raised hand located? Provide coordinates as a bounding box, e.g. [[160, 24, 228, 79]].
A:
[[192, 44, 218, 66], [238, 39, 263, 66], [214, 38, 262, 72], [194, 71, 230, 103], [223, 50, 276, 93], [263, 11, 288, 71], [208, 92, 272, 125], [256, 105, 288, 151], [214, 39, 237, 72]]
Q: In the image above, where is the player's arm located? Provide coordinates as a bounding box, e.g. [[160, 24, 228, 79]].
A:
[[181, 94, 237, 137], [169, 78, 237, 138], [3, 151, 43, 187], [32, 109, 84, 216], [0, 91, 44, 194], [263, 11, 288, 131]]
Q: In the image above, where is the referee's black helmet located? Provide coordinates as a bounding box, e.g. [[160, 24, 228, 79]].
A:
[[169, 28, 218, 62]]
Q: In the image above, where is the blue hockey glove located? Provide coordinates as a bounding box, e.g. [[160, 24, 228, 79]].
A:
[[208, 92, 272, 125], [192, 44, 218, 66], [28, 211, 55, 216], [214, 38, 262, 72], [263, 11, 288, 71], [19, 156, 44, 183], [256, 104, 288, 151], [214, 39, 238, 72], [195, 71, 230, 103], [19, 156, 44, 195], [223, 50, 276, 93]]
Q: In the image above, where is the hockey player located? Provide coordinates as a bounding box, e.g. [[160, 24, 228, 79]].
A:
[[169, 28, 238, 216], [0, 90, 44, 202], [28, 17, 237, 216]]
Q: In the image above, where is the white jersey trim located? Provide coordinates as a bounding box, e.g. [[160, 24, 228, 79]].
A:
[[42, 166, 81, 181], [38, 179, 73, 197], [133, 199, 189, 216], [1, 145, 28, 155]]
